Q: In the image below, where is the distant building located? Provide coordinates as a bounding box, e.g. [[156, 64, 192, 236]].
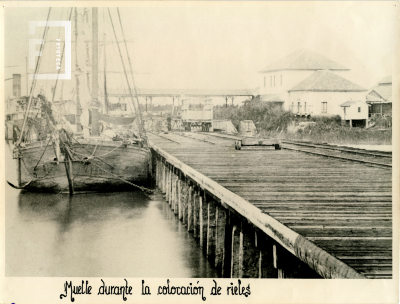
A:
[[366, 76, 392, 117], [258, 49, 367, 117], [288, 70, 367, 117], [339, 100, 369, 128], [5, 74, 42, 141]]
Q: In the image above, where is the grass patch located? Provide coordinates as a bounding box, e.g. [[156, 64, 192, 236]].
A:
[[214, 99, 392, 145]]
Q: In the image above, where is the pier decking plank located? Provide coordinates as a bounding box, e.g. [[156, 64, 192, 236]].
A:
[[148, 133, 392, 279]]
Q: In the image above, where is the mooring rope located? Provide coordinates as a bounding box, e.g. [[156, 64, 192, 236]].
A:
[[32, 138, 52, 171], [87, 160, 154, 194]]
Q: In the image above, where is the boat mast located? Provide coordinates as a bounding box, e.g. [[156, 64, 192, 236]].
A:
[[116, 8, 147, 144], [91, 7, 100, 136], [103, 32, 109, 114], [17, 8, 52, 145], [74, 7, 82, 134], [108, 8, 147, 144]]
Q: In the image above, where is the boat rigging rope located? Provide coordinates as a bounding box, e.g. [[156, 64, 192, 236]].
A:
[[70, 143, 121, 161], [21, 157, 57, 180], [107, 8, 148, 146], [32, 137, 52, 171], [67, 132, 114, 168], [17, 7, 52, 146], [87, 160, 154, 194], [66, 141, 154, 194]]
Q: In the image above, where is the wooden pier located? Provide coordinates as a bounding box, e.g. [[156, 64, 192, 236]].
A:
[[149, 132, 392, 279]]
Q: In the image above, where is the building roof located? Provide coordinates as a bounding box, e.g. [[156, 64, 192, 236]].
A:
[[340, 100, 365, 107], [259, 94, 285, 102], [366, 90, 387, 103], [259, 49, 350, 73], [288, 70, 367, 92], [367, 78, 392, 103], [378, 75, 392, 85]]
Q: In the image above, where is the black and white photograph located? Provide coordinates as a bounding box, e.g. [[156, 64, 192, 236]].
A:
[[1, 1, 398, 303]]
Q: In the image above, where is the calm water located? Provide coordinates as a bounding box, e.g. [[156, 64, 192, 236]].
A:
[[5, 144, 218, 278]]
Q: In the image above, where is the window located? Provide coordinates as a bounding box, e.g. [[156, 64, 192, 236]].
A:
[[281, 75, 283, 86], [264, 77, 266, 87], [358, 107, 361, 113], [304, 102, 307, 112], [321, 102, 327, 113], [297, 102, 301, 112], [270, 76, 272, 86]]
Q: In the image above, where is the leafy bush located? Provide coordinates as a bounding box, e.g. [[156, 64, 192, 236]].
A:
[[214, 98, 391, 145]]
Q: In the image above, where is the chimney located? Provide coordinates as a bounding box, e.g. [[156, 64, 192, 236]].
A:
[[13, 74, 21, 98]]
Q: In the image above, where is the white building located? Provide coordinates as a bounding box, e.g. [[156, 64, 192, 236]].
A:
[[339, 100, 369, 128], [366, 76, 392, 117], [288, 70, 367, 116], [258, 49, 367, 117]]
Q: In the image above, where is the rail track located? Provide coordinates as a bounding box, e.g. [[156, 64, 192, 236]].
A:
[[282, 140, 392, 168], [149, 131, 393, 279], [196, 132, 392, 168]]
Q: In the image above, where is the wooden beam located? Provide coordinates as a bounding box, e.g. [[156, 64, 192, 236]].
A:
[[174, 177, 179, 215], [166, 166, 170, 202], [181, 182, 189, 226], [178, 179, 183, 220], [149, 141, 366, 279], [273, 244, 284, 278], [187, 186, 194, 232], [241, 222, 259, 278], [207, 200, 216, 260], [199, 192, 208, 252], [231, 224, 240, 278], [215, 205, 226, 274], [193, 191, 200, 238]]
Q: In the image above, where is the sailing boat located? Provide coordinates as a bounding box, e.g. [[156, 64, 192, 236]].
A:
[[8, 7, 152, 194]]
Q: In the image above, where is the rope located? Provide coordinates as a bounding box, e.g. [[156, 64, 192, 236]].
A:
[[107, 8, 147, 145], [71, 143, 121, 161], [88, 160, 154, 194], [21, 157, 57, 180], [116, 7, 148, 144], [17, 8, 52, 145], [32, 137, 52, 171], [63, 144, 154, 194], [68, 133, 114, 168]]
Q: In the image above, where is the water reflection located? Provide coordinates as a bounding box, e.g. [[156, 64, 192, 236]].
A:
[[6, 189, 218, 278]]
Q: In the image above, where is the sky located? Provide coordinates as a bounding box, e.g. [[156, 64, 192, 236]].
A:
[[3, 2, 398, 105]]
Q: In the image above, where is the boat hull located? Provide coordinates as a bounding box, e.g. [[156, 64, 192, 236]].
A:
[[16, 139, 151, 193]]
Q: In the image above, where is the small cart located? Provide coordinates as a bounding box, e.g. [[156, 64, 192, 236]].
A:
[[235, 137, 281, 150]]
